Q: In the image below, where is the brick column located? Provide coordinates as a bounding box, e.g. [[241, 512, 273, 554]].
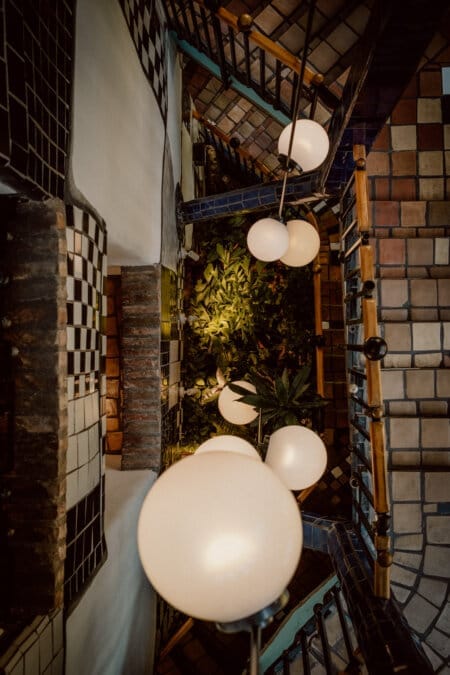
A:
[[121, 266, 162, 471], [1, 198, 67, 618]]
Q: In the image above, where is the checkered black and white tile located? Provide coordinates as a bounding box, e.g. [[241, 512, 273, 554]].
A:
[[119, 0, 168, 121], [64, 204, 107, 607]]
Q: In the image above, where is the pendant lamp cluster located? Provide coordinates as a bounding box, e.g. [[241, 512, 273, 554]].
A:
[[246, 1, 329, 269]]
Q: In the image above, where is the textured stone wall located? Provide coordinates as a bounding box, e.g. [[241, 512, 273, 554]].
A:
[[0, 198, 67, 619], [121, 266, 162, 471]]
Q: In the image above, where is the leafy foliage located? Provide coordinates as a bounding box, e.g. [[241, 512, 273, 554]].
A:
[[181, 212, 318, 446], [229, 365, 327, 435]]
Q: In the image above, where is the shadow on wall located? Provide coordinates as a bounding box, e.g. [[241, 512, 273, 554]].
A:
[[65, 458, 157, 675]]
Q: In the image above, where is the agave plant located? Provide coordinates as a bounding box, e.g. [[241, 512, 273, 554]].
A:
[[229, 365, 327, 434]]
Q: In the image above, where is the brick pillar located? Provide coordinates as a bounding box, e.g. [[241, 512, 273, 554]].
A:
[[1, 198, 67, 618], [121, 266, 161, 471]]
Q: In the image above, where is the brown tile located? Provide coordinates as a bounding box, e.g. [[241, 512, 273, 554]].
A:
[[391, 125, 417, 151], [419, 70, 443, 96], [379, 238, 405, 265], [366, 151, 389, 175], [391, 178, 417, 201], [401, 201, 426, 227], [372, 177, 390, 200], [417, 123, 444, 150], [407, 238, 434, 266], [392, 151, 417, 176], [373, 200, 400, 227], [417, 98, 442, 124], [419, 178, 445, 200], [429, 201, 450, 226], [391, 98, 417, 124], [254, 5, 284, 33], [418, 150, 443, 176], [371, 125, 390, 150]]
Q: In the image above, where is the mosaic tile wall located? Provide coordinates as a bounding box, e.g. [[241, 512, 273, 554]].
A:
[[118, 0, 168, 121], [161, 265, 183, 452], [64, 205, 107, 608], [0, 610, 64, 675], [0, 0, 74, 198]]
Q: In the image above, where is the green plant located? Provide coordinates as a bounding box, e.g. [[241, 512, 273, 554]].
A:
[[229, 365, 327, 434]]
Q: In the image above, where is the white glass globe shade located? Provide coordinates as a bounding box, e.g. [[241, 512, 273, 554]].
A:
[[196, 435, 260, 460], [247, 218, 289, 262], [265, 425, 327, 490], [218, 381, 259, 425], [278, 119, 329, 172], [280, 219, 320, 267], [137, 452, 303, 623]]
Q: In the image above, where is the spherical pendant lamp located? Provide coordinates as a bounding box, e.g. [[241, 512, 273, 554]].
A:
[[278, 119, 329, 173], [265, 425, 327, 491], [218, 381, 259, 425], [280, 219, 320, 267], [195, 434, 260, 460], [247, 218, 289, 262], [137, 452, 303, 623]]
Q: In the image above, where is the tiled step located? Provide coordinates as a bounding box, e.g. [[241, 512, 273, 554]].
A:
[[385, 416, 450, 467], [377, 278, 450, 321], [381, 368, 450, 417], [371, 237, 450, 279], [380, 321, 450, 368]]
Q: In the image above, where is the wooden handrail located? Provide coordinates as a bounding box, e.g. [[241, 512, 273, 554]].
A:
[[352, 144, 391, 599], [192, 109, 274, 177], [158, 617, 194, 662], [195, 0, 320, 86]]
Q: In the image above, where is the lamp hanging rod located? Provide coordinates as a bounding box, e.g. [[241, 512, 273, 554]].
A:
[[278, 0, 317, 220]]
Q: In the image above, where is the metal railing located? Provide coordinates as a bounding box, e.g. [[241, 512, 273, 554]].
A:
[[166, 0, 337, 120], [339, 144, 391, 598]]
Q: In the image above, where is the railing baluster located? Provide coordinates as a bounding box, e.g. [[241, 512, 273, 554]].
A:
[[332, 587, 357, 669], [178, 1, 191, 39], [243, 31, 251, 85], [167, 0, 182, 35], [300, 630, 311, 675], [314, 604, 333, 674], [228, 25, 237, 74], [290, 73, 298, 117], [275, 59, 282, 110], [186, 0, 201, 50], [200, 6, 213, 57], [259, 46, 266, 96]]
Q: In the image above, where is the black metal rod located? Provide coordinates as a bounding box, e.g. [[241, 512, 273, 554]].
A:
[[200, 7, 213, 57], [314, 605, 334, 674], [178, 1, 190, 39], [332, 586, 356, 665], [351, 443, 372, 472], [300, 630, 311, 675], [352, 471, 375, 507], [259, 47, 266, 96], [352, 498, 375, 542], [350, 417, 370, 441], [211, 12, 230, 86], [275, 59, 281, 109], [167, 0, 182, 35], [228, 26, 237, 74], [244, 32, 251, 85], [186, 0, 201, 50]]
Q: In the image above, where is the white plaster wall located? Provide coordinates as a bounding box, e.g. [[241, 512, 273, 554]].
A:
[[165, 36, 182, 190], [66, 460, 157, 675], [71, 0, 165, 266]]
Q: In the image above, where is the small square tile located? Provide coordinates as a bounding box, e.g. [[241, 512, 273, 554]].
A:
[[417, 98, 442, 123], [418, 151, 443, 176], [391, 125, 417, 150]]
